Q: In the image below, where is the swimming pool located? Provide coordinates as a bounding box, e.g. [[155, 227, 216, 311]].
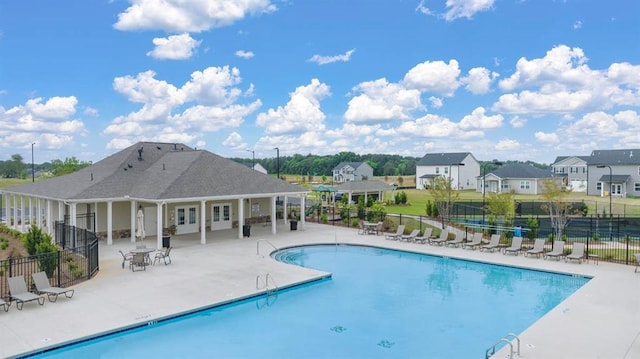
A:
[[29, 245, 589, 358]]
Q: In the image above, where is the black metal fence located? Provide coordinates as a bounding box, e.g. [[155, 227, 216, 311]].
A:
[[0, 223, 99, 302]]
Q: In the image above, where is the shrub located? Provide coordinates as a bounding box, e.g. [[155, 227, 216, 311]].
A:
[[320, 213, 328, 224], [24, 225, 52, 256], [35, 240, 59, 278], [351, 218, 360, 227]]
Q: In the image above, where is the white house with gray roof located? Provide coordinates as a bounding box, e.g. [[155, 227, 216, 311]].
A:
[[1, 142, 308, 249], [415, 152, 479, 190], [551, 155, 589, 192], [477, 163, 556, 195], [332, 162, 373, 183], [586, 149, 640, 198]]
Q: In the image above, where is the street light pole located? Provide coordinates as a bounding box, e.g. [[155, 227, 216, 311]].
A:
[[31, 142, 35, 182], [246, 149, 255, 170], [274, 147, 280, 180]]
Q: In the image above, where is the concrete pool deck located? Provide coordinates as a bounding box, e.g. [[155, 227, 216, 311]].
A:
[[1, 222, 640, 358]]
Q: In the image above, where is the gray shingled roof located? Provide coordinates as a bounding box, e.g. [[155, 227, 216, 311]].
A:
[[598, 174, 630, 182], [489, 163, 552, 179], [416, 152, 470, 166], [552, 155, 590, 164], [333, 180, 395, 192], [3, 142, 306, 202], [587, 149, 640, 165], [332, 161, 365, 171]]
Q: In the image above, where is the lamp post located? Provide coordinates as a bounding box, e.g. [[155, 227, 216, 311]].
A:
[[246, 149, 255, 170], [448, 163, 465, 224], [597, 164, 613, 240], [481, 161, 502, 228], [274, 147, 280, 180], [31, 142, 35, 182]]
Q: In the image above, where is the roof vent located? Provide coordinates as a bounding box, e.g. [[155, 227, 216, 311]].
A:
[[138, 147, 144, 161]]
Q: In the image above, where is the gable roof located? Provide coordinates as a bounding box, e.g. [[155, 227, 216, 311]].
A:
[[416, 152, 471, 166], [552, 155, 590, 165], [587, 149, 640, 165], [3, 142, 306, 202], [333, 180, 394, 192], [488, 163, 552, 179], [333, 162, 368, 171]]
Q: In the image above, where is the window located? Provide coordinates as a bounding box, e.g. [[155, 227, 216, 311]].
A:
[[444, 167, 449, 175], [635, 183, 640, 192], [520, 181, 530, 190], [596, 182, 602, 191], [435, 167, 440, 174], [501, 183, 509, 190]]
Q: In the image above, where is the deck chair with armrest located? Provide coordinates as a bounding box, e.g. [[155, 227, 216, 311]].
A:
[[544, 241, 566, 260], [154, 246, 172, 265], [357, 222, 366, 235], [0, 297, 10, 312], [8, 275, 44, 310], [32, 271, 75, 302], [462, 232, 483, 250], [429, 229, 449, 246], [130, 253, 150, 271], [525, 239, 546, 258], [385, 225, 405, 241], [565, 243, 586, 263], [480, 234, 501, 252], [119, 250, 133, 269], [503, 236, 523, 255], [445, 231, 465, 248], [414, 228, 433, 244], [400, 229, 420, 242]]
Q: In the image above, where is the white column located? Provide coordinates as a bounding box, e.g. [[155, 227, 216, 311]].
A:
[[107, 201, 113, 245], [156, 203, 163, 249], [70, 202, 77, 227], [94, 201, 99, 234], [238, 198, 244, 239], [300, 195, 306, 230], [130, 201, 136, 243], [4, 194, 9, 229], [37, 198, 42, 227], [28, 197, 32, 226], [200, 200, 206, 244], [271, 195, 277, 235], [20, 195, 25, 232], [46, 200, 51, 235], [283, 196, 288, 225]]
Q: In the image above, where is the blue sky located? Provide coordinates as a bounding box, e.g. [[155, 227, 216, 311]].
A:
[[1, 0, 639, 165]]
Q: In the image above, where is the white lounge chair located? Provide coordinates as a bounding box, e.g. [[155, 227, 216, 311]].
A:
[[414, 228, 433, 244], [385, 225, 405, 241], [503, 237, 523, 255], [32, 271, 75, 302], [400, 229, 420, 242], [462, 232, 483, 250], [544, 241, 566, 260], [480, 234, 501, 252], [445, 231, 465, 248], [565, 243, 586, 263], [525, 239, 546, 258], [429, 229, 449, 246], [0, 298, 9, 312], [154, 247, 172, 265], [8, 275, 44, 310]]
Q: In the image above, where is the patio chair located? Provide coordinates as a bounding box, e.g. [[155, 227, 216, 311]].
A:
[[0, 298, 10, 312], [130, 253, 150, 271], [414, 228, 433, 244], [154, 247, 172, 265], [480, 234, 501, 252], [462, 232, 483, 250], [374, 222, 384, 235], [544, 241, 566, 260], [357, 222, 366, 235], [385, 225, 405, 241], [635, 253, 640, 273], [119, 250, 133, 269], [445, 231, 465, 248], [503, 237, 523, 256], [429, 229, 449, 246], [8, 275, 44, 310], [32, 271, 75, 302], [565, 243, 586, 263], [399, 229, 420, 242], [525, 239, 546, 258]]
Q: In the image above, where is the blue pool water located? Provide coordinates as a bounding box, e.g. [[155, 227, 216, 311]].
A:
[[30, 245, 589, 358]]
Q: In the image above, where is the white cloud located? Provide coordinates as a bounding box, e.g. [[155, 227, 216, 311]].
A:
[[509, 116, 526, 128], [495, 138, 520, 150], [462, 67, 499, 94], [180, 66, 243, 106], [403, 60, 461, 96], [395, 114, 460, 138], [573, 20, 582, 30], [222, 132, 245, 148], [459, 107, 503, 130], [415, 0, 432, 15], [345, 78, 423, 122], [307, 49, 355, 65], [443, 0, 495, 21], [235, 50, 255, 59], [147, 33, 201, 60], [26, 96, 77, 119], [255, 79, 330, 134], [114, 0, 277, 33], [534, 132, 559, 143], [429, 96, 443, 108]]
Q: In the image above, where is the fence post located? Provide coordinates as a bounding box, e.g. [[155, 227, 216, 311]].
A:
[[57, 250, 62, 286], [626, 235, 630, 265], [8, 256, 13, 277]]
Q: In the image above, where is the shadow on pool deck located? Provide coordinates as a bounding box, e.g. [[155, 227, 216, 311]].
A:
[[2, 221, 640, 359]]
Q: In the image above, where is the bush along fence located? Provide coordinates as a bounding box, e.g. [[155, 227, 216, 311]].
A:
[[0, 222, 98, 302], [306, 206, 640, 267]]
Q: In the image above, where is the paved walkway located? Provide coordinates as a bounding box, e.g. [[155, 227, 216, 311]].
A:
[[1, 222, 640, 358]]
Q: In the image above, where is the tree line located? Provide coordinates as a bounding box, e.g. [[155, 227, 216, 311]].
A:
[[0, 154, 91, 179]]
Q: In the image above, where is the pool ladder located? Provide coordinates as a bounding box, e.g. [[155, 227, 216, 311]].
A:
[[256, 239, 278, 258], [256, 273, 279, 294], [485, 333, 520, 359]]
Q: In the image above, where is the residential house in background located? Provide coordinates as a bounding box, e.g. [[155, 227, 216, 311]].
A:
[[586, 149, 640, 198], [551, 155, 589, 192], [246, 162, 268, 174], [332, 162, 373, 183], [477, 163, 556, 195], [415, 152, 480, 190]]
